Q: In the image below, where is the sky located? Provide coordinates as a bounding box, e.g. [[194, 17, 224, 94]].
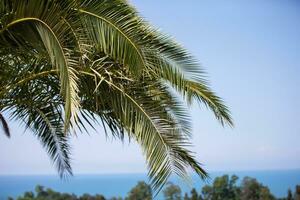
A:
[[0, 0, 299, 175]]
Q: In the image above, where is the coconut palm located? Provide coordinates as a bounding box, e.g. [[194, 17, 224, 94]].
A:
[[0, 0, 233, 193]]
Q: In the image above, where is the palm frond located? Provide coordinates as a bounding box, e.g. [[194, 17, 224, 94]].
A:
[[78, 0, 146, 77], [0, 0, 81, 133], [144, 49, 233, 126], [0, 113, 10, 137], [7, 92, 72, 178], [23, 104, 72, 178], [78, 68, 207, 193], [0, 0, 233, 193]]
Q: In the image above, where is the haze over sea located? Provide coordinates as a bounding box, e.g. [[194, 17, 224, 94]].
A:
[[1, 169, 299, 200]]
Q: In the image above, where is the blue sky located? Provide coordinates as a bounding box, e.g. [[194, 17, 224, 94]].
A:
[[0, 0, 299, 175]]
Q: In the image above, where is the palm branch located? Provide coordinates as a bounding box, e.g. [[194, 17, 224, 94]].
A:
[[0, 0, 233, 193]]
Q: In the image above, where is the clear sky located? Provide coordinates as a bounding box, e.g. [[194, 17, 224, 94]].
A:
[[0, 0, 299, 175]]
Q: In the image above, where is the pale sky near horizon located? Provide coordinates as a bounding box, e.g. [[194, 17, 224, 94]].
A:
[[0, 0, 299, 175]]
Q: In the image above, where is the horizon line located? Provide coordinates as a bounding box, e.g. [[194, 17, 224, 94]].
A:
[[1, 168, 299, 176]]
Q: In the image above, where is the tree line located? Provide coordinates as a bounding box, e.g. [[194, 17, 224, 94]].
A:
[[10, 174, 300, 200]]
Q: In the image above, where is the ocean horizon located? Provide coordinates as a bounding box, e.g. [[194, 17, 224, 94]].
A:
[[0, 169, 299, 200]]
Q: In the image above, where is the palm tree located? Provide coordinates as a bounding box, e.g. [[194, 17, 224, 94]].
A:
[[0, 0, 233, 193]]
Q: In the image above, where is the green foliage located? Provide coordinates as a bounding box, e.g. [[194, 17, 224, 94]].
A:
[[109, 198, 122, 200], [296, 185, 300, 200], [79, 193, 106, 200], [126, 181, 152, 200], [12, 174, 297, 200], [0, 0, 233, 192], [184, 193, 190, 200], [200, 175, 278, 200], [201, 175, 240, 200], [240, 177, 275, 200], [183, 188, 203, 200], [287, 189, 293, 200], [190, 188, 203, 200], [17, 185, 105, 200], [163, 182, 182, 200]]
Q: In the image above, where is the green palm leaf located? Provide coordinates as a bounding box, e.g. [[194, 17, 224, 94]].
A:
[[0, 0, 81, 133], [12, 102, 73, 178], [0, 113, 10, 137], [78, 0, 147, 77], [0, 0, 233, 194]]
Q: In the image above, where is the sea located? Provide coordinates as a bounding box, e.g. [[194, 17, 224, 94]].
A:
[[0, 170, 299, 200]]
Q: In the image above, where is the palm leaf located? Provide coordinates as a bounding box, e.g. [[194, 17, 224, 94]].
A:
[[79, 68, 207, 193], [16, 103, 72, 178], [155, 55, 233, 126], [6, 81, 72, 177], [0, 113, 10, 137], [78, 0, 147, 77], [0, 0, 81, 133], [0, 0, 233, 193]]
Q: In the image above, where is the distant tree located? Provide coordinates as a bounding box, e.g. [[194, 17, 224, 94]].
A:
[[126, 181, 152, 200], [13, 176, 282, 200], [35, 185, 44, 194], [78, 193, 105, 200], [45, 188, 61, 199], [163, 182, 182, 200], [201, 175, 240, 200], [202, 185, 213, 200], [110, 197, 123, 200], [260, 186, 275, 200], [295, 185, 300, 200], [241, 177, 260, 200], [80, 193, 94, 200], [17, 197, 28, 200], [240, 177, 275, 200], [17, 193, 33, 200], [23, 191, 35, 198], [35, 185, 49, 198], [16, 185, 107, 200], [61, 193, 77, 200], [287, 188, 293, 200], [184, 192, 190, 200], [231, 175, 240, 199], [190, 188, 201, 200], [94, 194, 106, 200]]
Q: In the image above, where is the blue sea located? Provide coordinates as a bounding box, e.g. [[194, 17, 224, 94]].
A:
[[0, 170, 299, 200]]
